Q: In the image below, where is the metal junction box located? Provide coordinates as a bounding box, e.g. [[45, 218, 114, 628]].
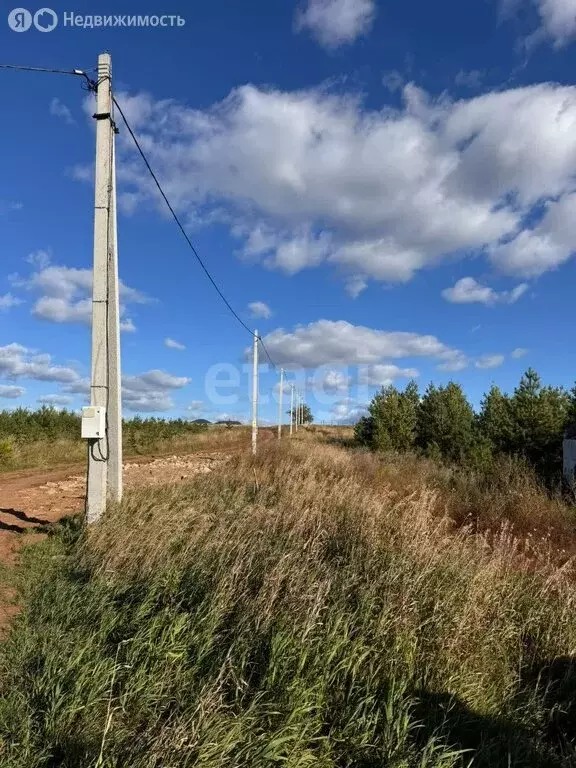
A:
[[81, 406, 106, 439]]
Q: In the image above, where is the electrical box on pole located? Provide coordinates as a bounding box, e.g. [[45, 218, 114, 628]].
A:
[[81, 406, 106, 439]]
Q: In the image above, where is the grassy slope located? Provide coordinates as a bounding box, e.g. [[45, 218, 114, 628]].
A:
[[1, 439, 576, 766]]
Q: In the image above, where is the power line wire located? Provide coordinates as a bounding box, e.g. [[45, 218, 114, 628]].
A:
[[111, 96, 263, 338], [0, 62, 93, 78], [0, 60, 280, 370], [258, 336, 278, 371]]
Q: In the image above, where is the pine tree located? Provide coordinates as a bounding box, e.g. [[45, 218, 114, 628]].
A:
[[510, 369, 570, 483], [417, 381, 476, 464], [357, 381, 420, 452], [478, 385, 515, 454]]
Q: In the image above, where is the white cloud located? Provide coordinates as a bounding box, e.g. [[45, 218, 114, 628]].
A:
[[0, 293, 23, 311], [0, 343, 78, 383], [489, 192, 576, 277], [441, 277, 528, 305], [165, 337, 186, 350], [258, 320, 465, 370], [295, 0, 376, 48], [308, 369, 351, 394], [108, 81, 576, 290], [248, 301, 272, 319], [62, 378, 91, 395], [511, 347, 529, 359], [329, 397, 368, 424], [505, 0, 576, 47], [122, 369, 191, 413], [437, 356, 469, 373], [16, 259, 149, 329], [345, 275, 368, 298], [120, 318, 137, 333], [0, 385, 24, 399], [26, 250, 51, 269], [50, 97, 75, 125], [37, 394, 72, 406], [186, 400, 204, 416], [538, 0, 576, 46], [358, 364, 419, 387], [475, 354, 505, 370]]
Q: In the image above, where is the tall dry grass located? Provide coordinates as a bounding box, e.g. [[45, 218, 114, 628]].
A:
[[1, 440, 576, 766]]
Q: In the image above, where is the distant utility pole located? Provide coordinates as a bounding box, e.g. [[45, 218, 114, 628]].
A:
[[290, 384, 294, 437], [252, 330, 259, 455], [278, 367, 284, 439], [86, 52, 122, 524], [295, 390, 299, 432]]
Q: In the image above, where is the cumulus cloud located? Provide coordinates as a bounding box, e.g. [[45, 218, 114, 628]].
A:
[[106, 81, 576, 291], [0, 343, 78, 383], [0, 293, 23, 311], [120, 318, 136, 333], [15, 255, 149, 330], [475, 354, 505, 369], [0, 385, 25, 399], [122, 369, 191, 413], [61, 378, 91, 395], [165, 337, 186, 350], [295, 0, 376, 48], [248, 301, 272, 319], [504, 0, 576, 47], [308, 369, 351, 394], [329, 397, 368, 424], [511, 347, 529, 359], [358, 363, 419, 386], [441, 277, 528, 305], [489, 192, 576, 277], [50, 97, 75, 125], [37, 394, 72, 406], [258, 320, 466, 370]]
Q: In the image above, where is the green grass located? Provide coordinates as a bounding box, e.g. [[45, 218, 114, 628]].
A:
[[1, 442, 576, 766], [0, 408, 213, 471]]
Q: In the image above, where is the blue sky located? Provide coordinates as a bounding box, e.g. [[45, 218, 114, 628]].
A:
[[1, 0, 576, 424]]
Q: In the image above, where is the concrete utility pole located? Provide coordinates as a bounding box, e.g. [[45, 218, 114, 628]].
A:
[[86, 52, 122, 523], [295, 391, 299, 432], [277, 367, 284, 439], [252, 330, 259, 455], [290, 385, 294, 437], [107, 135, 122, 502]]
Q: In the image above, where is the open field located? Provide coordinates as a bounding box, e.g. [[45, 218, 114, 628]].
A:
[[0, 423, 253, 473], [1, 432, 576, 766]]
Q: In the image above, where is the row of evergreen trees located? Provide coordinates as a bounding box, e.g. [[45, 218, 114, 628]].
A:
[[0, 407, 208, 443], [355, 369, 576, 486]]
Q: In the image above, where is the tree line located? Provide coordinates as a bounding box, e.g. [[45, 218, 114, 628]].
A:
[[355, 369, 576, 487], [0, 407, 208, 443]]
